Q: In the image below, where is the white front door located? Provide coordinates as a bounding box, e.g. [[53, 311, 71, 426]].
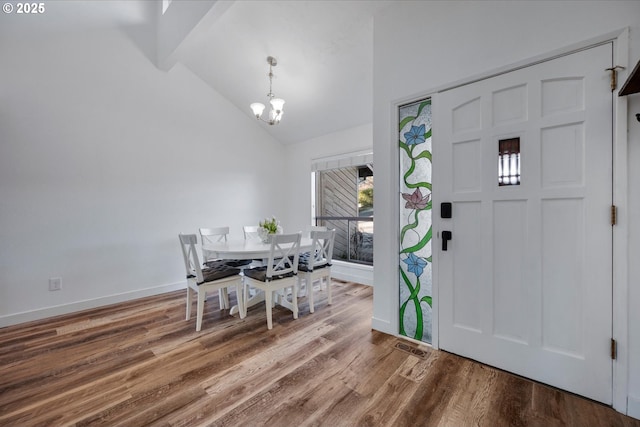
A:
[[434, 43, 613, 404]]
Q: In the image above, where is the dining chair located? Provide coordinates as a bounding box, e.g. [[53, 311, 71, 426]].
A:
[[242, 225, 261, 241], [306, 225, 328, 236], [297, 229, 336, 313], [199, 226, 251, 309], [178, 233, 245, 331], [242, 225, 266, 267], [242, 232, 302, 329], [200, 227, 252, 267], [199, 226, 229, 264]]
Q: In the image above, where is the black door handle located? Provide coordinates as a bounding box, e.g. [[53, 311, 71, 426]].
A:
[[442, 231, 452, 251]]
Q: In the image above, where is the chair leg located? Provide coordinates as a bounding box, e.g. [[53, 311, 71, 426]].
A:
[[236, 282, 245, 319], [297, 277, 306, 297], [307, 275, 315, 314], [242, 280, 249, 319], [219, 288, 229, 310], [327, 275, 332, 305], [265, 289, 273, 330], [186, 285, 193, 320], [292, 283, 298, 319], [196, 289, 206, 332]]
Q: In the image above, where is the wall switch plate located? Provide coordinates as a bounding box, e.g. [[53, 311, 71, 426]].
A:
[[49, 277, 62, 291]]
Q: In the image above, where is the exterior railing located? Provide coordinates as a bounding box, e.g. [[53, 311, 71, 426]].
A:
[[314, 216, 373, 265]]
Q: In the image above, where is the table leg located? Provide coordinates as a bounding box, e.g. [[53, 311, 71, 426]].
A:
[[230, 289, 265, 316]]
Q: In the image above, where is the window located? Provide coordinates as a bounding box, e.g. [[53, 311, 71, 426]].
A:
[[498, 137, 521, 186], [312, 152, 373, 265]]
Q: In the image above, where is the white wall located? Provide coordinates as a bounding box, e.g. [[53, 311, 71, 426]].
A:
[[0, 25, 287, 325], [283, 123, 372, 231], [372, 0, 640, 416], [284, 123, 374, 285]]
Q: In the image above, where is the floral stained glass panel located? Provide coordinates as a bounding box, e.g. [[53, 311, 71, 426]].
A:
[[399, 98, 432, 343]]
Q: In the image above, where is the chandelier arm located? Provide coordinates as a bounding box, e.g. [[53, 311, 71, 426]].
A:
[[255, 116, 277, 126]]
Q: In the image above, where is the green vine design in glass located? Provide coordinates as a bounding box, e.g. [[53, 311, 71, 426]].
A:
[[399, 99, 432, 343]]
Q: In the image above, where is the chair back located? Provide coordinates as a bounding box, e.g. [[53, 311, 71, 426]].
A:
[[179, 234, 204, 283], [306, 225, 328, 237], [266, 232, 302, 280], [307, 229, 336, 271], [199, 227, 230, 245], [243, 225, 261, 241]]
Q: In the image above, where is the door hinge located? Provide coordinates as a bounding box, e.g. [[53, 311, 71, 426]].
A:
[[606, 66, 625, 91], [611, 338, 617, 360], [611, 205, 617, 226]]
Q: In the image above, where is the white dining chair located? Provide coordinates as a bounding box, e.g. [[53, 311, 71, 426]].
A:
[[199, 226, 251, 309], [242, 225, 261, 241], [242, 232, 302, 329], [242, 225, 267, 267], [199, 226, 230, 265], [306, 225, 328, 236], [200, 226, 252, 267], [178, 233, 245, 331], [297, 229, 336, 313]]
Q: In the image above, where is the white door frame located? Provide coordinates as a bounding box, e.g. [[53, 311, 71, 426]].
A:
[[390, 28, 629, 414]]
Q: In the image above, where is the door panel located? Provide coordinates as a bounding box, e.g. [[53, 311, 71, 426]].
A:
[[493, 200, 527, 344], [452, 201, 483, 332], [435, 43, 613, 403]]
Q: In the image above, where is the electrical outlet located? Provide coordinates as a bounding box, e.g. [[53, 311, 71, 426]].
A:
[[49, 277, 62, 291]]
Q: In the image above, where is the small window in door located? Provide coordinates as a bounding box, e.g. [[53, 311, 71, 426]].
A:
[[498, 137, 521, 186]]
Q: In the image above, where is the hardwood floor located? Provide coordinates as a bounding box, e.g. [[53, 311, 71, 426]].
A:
[[1, 280, 638, 427]]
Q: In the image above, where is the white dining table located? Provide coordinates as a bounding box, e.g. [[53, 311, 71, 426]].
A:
[[202, 237, 314, 315], [202, 237, 313, 261]]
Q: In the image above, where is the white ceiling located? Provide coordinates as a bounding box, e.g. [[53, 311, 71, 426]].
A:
[[0, 0, 392, 145], [175, 0, 392, 144], [0, 0, 150, 33]]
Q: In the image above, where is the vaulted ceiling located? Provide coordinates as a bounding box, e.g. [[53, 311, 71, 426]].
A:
[[172, 0, 384, 144], [0, 0, 392, 145], [172, 0, 391, 145]]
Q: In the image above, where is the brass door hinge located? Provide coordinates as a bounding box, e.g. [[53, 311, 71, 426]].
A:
[[611, 338, 617, 360], [611, 205, 617, 226], [606, 66, 625, 91]]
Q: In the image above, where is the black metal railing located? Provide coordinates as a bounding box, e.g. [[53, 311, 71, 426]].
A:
[[314, 216, 373, 265]]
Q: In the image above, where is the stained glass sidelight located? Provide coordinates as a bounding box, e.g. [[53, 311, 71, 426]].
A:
[[399, 98, 432, 343]]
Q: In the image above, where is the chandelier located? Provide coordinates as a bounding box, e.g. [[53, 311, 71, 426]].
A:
[[250, 56, 285, 125]]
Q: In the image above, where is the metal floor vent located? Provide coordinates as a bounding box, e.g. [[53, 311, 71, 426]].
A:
[[394, 341, 429, 359]]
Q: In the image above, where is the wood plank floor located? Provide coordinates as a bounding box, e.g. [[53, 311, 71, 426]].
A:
[[1, 280, 638, 427]]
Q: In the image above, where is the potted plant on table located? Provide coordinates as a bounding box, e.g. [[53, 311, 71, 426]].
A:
[[258, 217, 282, 243]]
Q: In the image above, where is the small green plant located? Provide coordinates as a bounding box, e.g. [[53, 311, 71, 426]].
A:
[[259, 217, 279, 233]]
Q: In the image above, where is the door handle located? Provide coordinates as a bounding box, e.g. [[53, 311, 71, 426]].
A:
[[442, 231, 452, 251]]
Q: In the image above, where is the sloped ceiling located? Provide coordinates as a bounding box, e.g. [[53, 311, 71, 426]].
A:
[[172, 0, 392, 145], [0, 0, 390, 145]]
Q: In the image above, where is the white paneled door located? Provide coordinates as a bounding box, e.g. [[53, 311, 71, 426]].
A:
[[435, 43, 613, 404]]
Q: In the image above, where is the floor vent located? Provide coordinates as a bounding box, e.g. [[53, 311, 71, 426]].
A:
[[394, 341, 429, 359]]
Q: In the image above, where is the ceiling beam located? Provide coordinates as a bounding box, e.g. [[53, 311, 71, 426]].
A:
[[156, 0, 234, 71]]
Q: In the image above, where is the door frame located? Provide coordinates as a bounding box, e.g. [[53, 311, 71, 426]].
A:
[[390, 28, 629, 414]]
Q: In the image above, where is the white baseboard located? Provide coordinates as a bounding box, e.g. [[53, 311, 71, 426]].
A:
[[0, 281, 185, 328], [628, 396, 640, 420], [331, 261, 373, 286], [371, 316, 393, 335]]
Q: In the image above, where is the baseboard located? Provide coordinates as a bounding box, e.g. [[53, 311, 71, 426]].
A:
[[0, 281, 185, 328], [331, 261, 373, 286], [628, 396, 640, 420], [397, 334, 434, 348], [371, 316, 393, 335]]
